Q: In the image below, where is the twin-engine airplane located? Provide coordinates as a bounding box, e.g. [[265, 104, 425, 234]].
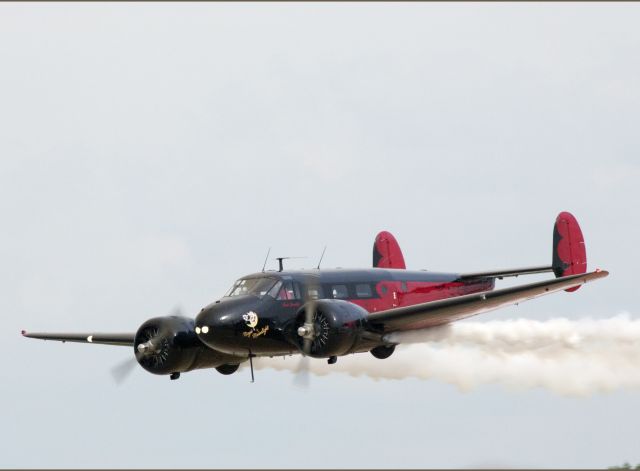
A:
[[23, 212, 608, 382]]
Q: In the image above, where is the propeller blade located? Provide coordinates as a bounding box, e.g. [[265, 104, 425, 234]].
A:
[[169, 305, 184, 317], [110, 356, 137, 386], [300, 300, 316, 355], [305, 300, 314, 325], [293, 355, 310, 389], [302, 338, 312, 356]]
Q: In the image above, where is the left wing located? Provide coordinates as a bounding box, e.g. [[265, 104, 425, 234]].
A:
[[367, 270, 608, 333], [21, 331, 134, 346]]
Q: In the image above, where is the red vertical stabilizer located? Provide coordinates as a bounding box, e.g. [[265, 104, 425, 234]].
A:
[[552, 211, 587, 292], [373, 231, 406, 269]]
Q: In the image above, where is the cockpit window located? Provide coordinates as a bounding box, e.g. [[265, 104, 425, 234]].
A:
[[225, 277, 279, 298], [267, 280, 283, 298]]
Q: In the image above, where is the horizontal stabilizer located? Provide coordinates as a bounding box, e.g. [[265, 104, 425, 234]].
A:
[[459, 265, 553, 280]]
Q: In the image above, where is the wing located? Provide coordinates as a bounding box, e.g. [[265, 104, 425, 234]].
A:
[[367, 270, 608, 333], [21, 330, 134, 346]]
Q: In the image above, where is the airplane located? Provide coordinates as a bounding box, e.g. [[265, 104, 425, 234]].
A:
[[22, 211, 608, 382]]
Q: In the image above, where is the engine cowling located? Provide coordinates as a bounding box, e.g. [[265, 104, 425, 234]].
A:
[[293, 299, 369, 358], [134, 316, 231, 375]]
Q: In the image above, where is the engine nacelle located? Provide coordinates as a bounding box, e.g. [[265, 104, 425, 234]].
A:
[[134, 316, 234, 375], [293, 299, 369, 358]]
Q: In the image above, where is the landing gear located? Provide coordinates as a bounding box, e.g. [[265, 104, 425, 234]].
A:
[[370, 345, 395, 359], [327, 355, 337, 364], [215, 364, 240, 375], [170, 372, 181, 380]]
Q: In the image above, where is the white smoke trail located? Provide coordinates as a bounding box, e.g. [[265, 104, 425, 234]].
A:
[[254, 313, 640, 396]]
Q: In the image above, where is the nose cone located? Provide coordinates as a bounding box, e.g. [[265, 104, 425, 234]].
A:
[[195, 296, 268, 355]]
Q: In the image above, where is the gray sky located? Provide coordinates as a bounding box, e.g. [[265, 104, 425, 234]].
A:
[[1, 2, 639, 468]]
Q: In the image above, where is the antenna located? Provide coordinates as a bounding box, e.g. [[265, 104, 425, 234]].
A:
[[275, 256, 307, 272], [316, 246, 327, 269], [261, 247, 271, 272], [248, 353, 255, 383]]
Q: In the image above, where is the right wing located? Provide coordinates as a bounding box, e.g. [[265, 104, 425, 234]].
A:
[[367, 270, 608, 333], [21, 331, 134, 346]]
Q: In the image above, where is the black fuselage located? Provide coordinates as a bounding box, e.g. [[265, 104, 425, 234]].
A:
[[195, 268, 493, 357]]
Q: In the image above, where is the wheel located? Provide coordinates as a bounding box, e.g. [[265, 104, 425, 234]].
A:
[[216, 364, 240, 375], [370, 345, 395, 359]]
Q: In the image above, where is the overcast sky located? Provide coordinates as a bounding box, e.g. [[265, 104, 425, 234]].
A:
[[1, 2, 639, 468]]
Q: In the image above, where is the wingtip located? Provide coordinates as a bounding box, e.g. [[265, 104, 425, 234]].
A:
[[21, 330, 27, 336]]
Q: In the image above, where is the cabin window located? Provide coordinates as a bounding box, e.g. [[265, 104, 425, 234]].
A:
[[276, 280, 300, 300], [401, 281, 408, 292], [355, 283, 372, 298], [331, 284, 349, 299]]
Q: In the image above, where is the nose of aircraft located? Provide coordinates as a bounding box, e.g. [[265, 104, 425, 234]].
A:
[[195, 296, 264, 355]]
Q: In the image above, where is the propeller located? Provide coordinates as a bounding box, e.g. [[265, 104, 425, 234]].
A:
[[110, 357, 137, 385], [297, 300, 316, 355], [292, 301, 316, 389], [109, 305, 184, 386], [292, 355, 310, 389], [169, 305, 184, 318]]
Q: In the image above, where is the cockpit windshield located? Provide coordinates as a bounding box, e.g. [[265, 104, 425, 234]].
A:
[[225, 277, 279, 298]]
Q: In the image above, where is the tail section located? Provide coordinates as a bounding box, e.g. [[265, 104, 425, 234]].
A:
[[373, 231, 406, 269], [552, 211, 587, 292]]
